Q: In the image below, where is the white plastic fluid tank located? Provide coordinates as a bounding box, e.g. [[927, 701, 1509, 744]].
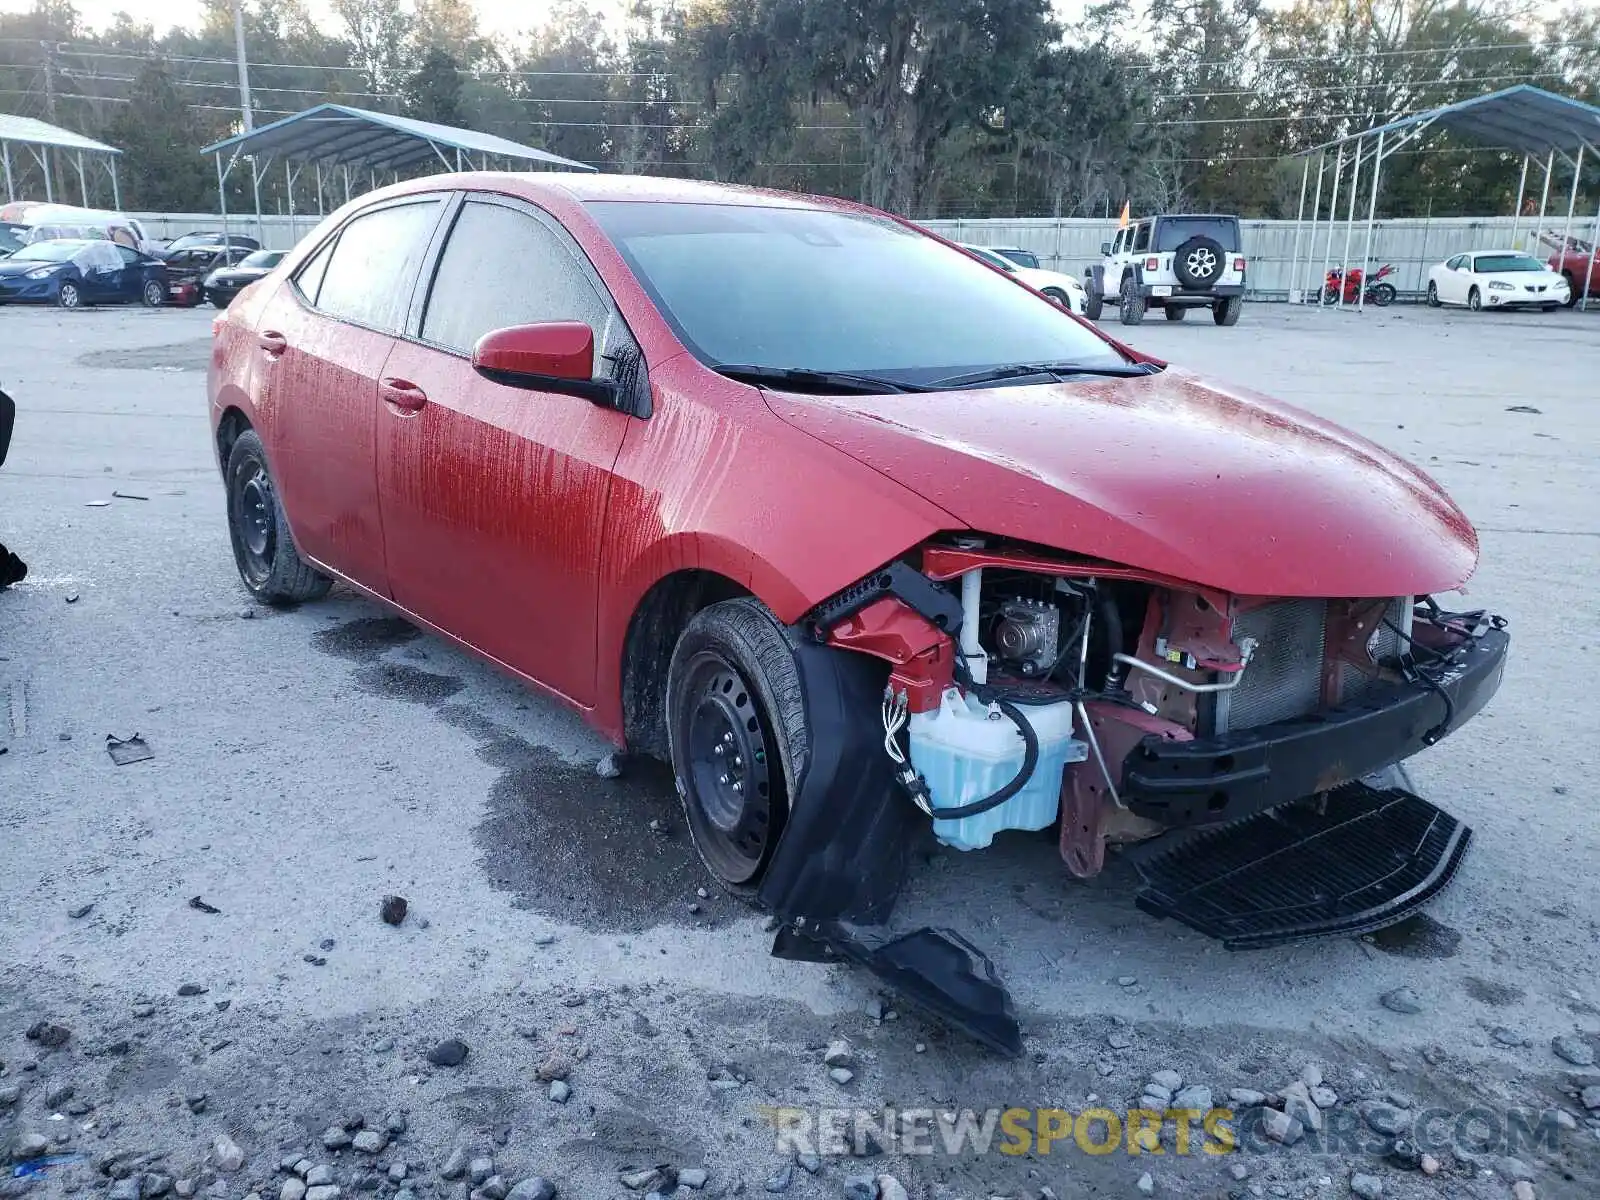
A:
[[908, 689, 1088, 851]]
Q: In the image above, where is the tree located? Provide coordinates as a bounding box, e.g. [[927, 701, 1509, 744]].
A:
[[402, 47, 465, 126], [333, 0, 414, 97], [104, 59, 219, 209]]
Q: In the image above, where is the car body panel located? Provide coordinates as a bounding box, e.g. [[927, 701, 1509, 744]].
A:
[[759, 365, 1478, 599]]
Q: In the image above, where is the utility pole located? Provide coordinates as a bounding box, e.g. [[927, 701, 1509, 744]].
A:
[[232, 0, 254, 131], [41, 40, 56, 120]]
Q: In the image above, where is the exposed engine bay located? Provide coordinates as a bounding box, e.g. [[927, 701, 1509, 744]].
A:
[[760, 536, 1509, 1055]]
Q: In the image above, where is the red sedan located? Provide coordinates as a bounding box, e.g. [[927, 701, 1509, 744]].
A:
[[210, 174, 1506, 1052]]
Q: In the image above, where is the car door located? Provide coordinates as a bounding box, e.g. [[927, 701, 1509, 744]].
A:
[[258, 195, 447, 597], [79, 247, 122, 300], [376, 194, 634, 706], [1448, 255, 1472, 304], [114, 246, 150, 301]]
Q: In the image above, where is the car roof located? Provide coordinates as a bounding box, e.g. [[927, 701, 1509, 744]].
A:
[[375, 171, 864, 214]]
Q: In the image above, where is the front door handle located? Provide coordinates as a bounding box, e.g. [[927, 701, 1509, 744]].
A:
[[258, 330, 288, 357], [380, 377, 428, 414]]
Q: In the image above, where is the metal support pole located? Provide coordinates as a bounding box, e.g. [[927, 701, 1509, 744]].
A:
[[1558, 145, 1584, 279], [216, 152, 231, 247], [285, 159, 297, 239], [75, 149, 88, 205], [43, 147, 53, 202], [343, 164, 351, 204], [1339, 138, 1364, 310], [1302, 152, 1326, 302], [1535, 150, 1555, 250], [1286, 156, 1311, 303], [2, 141, 12, 202], [1319, 143, 1346, 309], [315, 162, 325, 215], [1509, 154, 1530, 245], [251, 157, 264, 244], [110, 157, 121, 210], [456, 147, 464, 171], [232, 0, 255, 131], [1583, 196, 1600, 313], [1358, 130, 1385, 312]]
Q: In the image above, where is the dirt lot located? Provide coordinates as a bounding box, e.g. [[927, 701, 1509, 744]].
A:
[[1, 301, 1598, 1200]]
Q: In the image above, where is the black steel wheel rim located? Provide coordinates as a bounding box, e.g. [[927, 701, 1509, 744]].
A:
[[681, 652, 776, 885], [232, 459, 276, 586]]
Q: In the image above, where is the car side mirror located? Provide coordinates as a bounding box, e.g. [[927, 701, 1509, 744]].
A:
[[1100, 242, 1112, 256], [472, 322, 618, 406]]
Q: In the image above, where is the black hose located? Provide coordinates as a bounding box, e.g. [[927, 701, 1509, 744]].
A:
[[1100, 593, 1126, 685], [925, 699, 1041, 820]]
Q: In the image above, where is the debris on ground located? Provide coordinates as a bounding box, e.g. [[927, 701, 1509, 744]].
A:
[[67, 903, 94, 919], [595, 753, 624, 779], [380, 896, 408, 926], [24, 1021, 70, 1048], [105, 733, 153, 766], [1379, 986, 1423, 1014], [426, 1039, 469, 1067], [187, 896, 221, 915], [1505, 405, 1542, 414], [111, 491, 149, 501], [1552, 1034, 1596, 1066], [177, 984, 206, 997]]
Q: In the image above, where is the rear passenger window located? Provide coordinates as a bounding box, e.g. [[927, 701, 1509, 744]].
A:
[[421, 200, 610, 354], [314, 200, 443, 332], [1133, 224, 1151, 252]]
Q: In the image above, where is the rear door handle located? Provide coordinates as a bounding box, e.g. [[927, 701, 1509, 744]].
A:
[[258, 330, 288, 357], [380, 377, 428, 414]]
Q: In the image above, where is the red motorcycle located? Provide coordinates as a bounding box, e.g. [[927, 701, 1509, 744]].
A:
[[1319, 263, 1396, 306]]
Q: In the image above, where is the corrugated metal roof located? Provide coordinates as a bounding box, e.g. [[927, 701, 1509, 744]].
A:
[[0, 113, 121, 155], [201, 103, 595, 173], [1301, 85, 1600, 158]]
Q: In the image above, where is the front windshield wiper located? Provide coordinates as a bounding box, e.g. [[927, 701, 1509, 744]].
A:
[[711, 363, 935, 395], [928, 360, 1163, 390]]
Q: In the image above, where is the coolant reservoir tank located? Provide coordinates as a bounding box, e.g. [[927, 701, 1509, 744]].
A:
[[908, 688, 1087, 851]]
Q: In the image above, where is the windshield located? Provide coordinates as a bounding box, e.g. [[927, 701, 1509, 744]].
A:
[[589, 201, 1126, 382], [994, 248, 1039, 269], [11, 241, 85, 263], [1474, 254, 1544, 273], [1155, 217, 1241, 253], [239, 250, 283, 269]]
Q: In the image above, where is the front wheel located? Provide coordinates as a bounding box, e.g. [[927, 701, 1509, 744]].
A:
[[1084, 282, 1104, 321], [225, 429, 332, 605], [1561, 272, 1578, 307], [1426, 281, 1441, 308], [1468, 287, 1483, 312], [141, 279, 165, 308], [666, 598, 806, 896], [1213, 295, 1242, 326], [1369, 283, 1396, 307], [57, 281, 83, 309], [1118, 277, 1146, 325], [1042, 287, 1071, 309]]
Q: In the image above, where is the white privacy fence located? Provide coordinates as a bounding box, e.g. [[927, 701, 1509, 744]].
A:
[[919, 215, 1598, 301], [124, 209, 1597, 302]]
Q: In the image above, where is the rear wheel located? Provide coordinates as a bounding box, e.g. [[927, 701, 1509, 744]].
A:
[[1467, 286, 1482, 312], [1118, 276, 1146, 325], [1084, 280, 1104, 321], [1163, 305, 1186, 322], [1426, 281, 1441, 308], [57, 281, 82, 309], [1213, 295, 1242, 326], [225, 429, 332, 606], [141, 279, 164, 308], [1369, 282, 1396, 307], [666, 598, 805, 896]]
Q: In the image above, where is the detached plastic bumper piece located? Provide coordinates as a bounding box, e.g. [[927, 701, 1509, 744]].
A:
[[1129, 781, 1471, 950]]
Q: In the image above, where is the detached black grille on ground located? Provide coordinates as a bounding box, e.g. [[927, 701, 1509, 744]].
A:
[[1131, 782, 1472, 949]]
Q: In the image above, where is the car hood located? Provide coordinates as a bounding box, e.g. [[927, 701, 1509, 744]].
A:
[[0, 259, 61, 277], [762, 366, 1478, 598]]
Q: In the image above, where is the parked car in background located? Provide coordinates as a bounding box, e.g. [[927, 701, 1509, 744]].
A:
[[12, 204, 157, 254], [1426, 250, 1569, 311], [1543, 234, 1600, 306], [161, 232, 261, 257], [0, 239, 168, 308], [985, 245, 1040, 269], [163, 244, 257, 306], [202, 249, 284, 308], [208, 174, 1506, 1051], [961, 242, 1088, 314], [1087, 213, 1246, 326]]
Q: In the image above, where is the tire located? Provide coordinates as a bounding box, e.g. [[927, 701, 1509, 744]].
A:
[[1426, 281, 1440, 308], [224, 429, 332, 606], [1561, 272, 1578, 308], [1213, 295, 1242, 326], [141, 279, 164, 308], [1118, 276, 1146, 325], [57, 281, 82, 309], [1369, 283, 1396, 307], [1084, 281, 1104, 321], [1172, 235, 1225, 290], [1467, 287, 1482, 312], [1163, 304, 1186, 322], [666, 597, 806, 896], [1319, 285, 1340, 306], [1042, 287, 1071, 309]]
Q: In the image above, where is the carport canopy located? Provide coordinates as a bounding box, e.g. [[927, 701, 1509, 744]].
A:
[[0, 113, 123, 207], [200, 102, 597, 246], [1284, 85, 1600, 311]]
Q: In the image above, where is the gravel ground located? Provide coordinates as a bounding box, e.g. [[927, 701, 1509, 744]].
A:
[[1, 300, 1598, 1200]]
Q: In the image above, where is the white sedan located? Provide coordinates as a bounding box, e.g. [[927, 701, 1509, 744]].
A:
[[961, 243, 1088, 315], [1426, 250, 1571, 311]]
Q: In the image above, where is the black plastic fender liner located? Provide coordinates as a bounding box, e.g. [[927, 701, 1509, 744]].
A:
[[772, 923, 1023, 1058], [756, 632, 921, 926]]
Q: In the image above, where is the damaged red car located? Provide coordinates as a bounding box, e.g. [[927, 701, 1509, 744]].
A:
[[209, 175, 1508, 1054]]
